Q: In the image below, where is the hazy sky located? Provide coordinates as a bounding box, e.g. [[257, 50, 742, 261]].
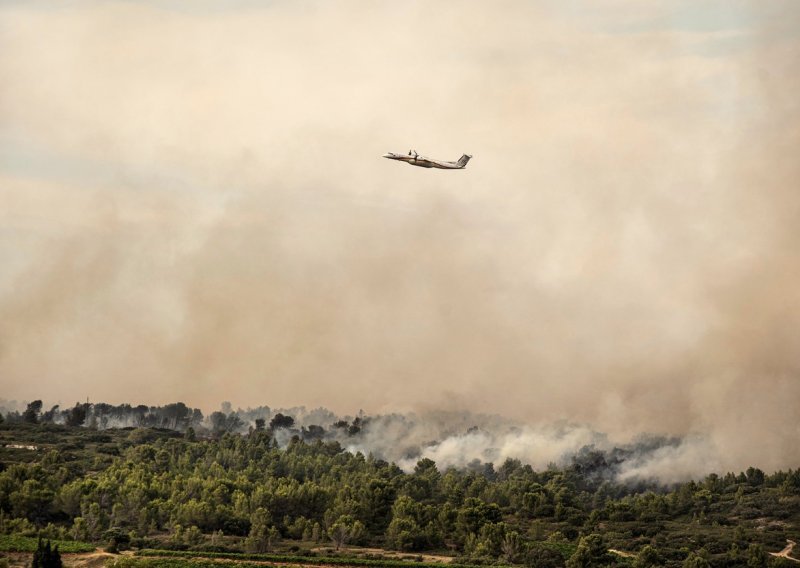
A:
[[1, 1, 798, 471]]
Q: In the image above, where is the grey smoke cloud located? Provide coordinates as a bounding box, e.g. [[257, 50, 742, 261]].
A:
[[1, 1, 799, 477]]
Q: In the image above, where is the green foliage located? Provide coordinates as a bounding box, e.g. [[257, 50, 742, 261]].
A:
[[501, 530, 521, 563], [566, 534, 609, 568], [328, 515, 365, 550], [682, 551, 710, 568], [385, 496, 439, 552], [1, 417, 800, 567], [105, 526, 132, 552], [244, 508, 278, 553], [525, 542, 567, 568], [746, 543, 768, 567], [633, 545, 662, 568]]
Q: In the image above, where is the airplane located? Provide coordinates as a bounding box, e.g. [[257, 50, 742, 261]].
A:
[[382, 150, 472, 169]]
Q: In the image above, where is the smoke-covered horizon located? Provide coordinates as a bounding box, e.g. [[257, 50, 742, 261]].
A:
[[0, 397, 776, 484], [2, 2, 799, 478]]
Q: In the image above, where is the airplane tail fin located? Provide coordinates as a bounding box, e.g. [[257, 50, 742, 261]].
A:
[[457, 154, 472, 168]]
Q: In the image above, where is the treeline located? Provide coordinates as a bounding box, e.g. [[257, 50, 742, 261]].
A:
[[2, 400, 205, 431], [1, 400, 347, 439], [2, 401, 713, 486], [1, 420, 799, 567]]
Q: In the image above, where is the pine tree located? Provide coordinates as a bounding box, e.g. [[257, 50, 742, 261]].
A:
[[31, 537, 62, 568], [245, 508, 273, 553]]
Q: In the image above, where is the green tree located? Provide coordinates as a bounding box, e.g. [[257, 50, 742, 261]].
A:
[[633, 545, 662, 568], [185, 525, 203, 546], [746, 467, 765, 486], [31, 538, 62, 568], [10, 479, 54, 523], [386, 496, 426, 551], [82, 503, 105, 540], [501, 531, 521, 563], [245, 508, 274, 553], [567, 534, 608, 568], [525, 543, 565, 568], [312, 522, 322, 543], [328, 515, 365, 550], [728, 542, 742, 564], [103, 527, 130, 553], [170, 524, 185, 546], [23, 400, 43, 424], [210, 412, 244, 435], [746, 544, 768, 568], [476, 522, 507, 557], [40, 405, 59, 423], [269, 413, 295, 430], [71, 517, 88, 541], [65, 403, 88, 427], [682, 551, 711, 568], [456, 497, 501, 538]]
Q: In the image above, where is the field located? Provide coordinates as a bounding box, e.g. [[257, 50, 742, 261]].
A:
[[134, 549, 497, 568]]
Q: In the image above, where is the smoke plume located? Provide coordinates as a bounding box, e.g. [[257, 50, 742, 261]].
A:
[[1, 1, 799, 478]]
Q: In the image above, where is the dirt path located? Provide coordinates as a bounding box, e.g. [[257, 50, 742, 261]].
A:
[[608, 548, 635, 558], [61, 547, 118, 567], [770, 540, 799, 563], [312, 546, 454, 564], [0, 547, 455, 568]]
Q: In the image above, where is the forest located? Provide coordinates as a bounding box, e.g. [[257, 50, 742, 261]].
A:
[[0, 401, 798, 567]]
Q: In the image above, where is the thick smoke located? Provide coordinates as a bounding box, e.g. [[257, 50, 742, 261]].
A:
[[18, 398, 718, 483], [1, 2, 799, 478], [277, 410, 736, 483]]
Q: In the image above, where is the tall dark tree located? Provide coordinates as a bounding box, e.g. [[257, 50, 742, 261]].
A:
[[65, 403, 88, 427], [31, 537, 62, 568], [210, 411, 244, 435], [23, 400, 43, 424], [40, 405, 60, 423], [269, 413, 295, 430]]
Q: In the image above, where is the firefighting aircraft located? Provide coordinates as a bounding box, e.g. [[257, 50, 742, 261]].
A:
[[382, 150, 472, 169]]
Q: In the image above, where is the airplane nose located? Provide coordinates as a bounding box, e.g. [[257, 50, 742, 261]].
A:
[[382, 153, 392, 158]]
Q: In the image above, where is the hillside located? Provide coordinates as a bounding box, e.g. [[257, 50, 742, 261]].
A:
[[1, 420, 798, 567]]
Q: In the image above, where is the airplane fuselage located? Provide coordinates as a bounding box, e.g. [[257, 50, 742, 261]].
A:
[[382, 151, 472, 170]]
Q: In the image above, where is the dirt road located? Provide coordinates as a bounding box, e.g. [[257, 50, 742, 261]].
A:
[[1, 548, 119, 568], [771, 539, 799, 563]]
